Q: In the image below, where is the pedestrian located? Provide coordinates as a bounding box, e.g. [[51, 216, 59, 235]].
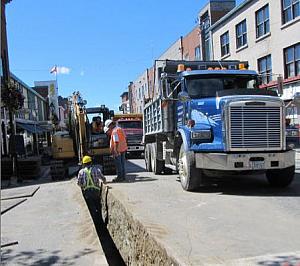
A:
[[104, 119, 127, 182], [77, 155, 106, 232]]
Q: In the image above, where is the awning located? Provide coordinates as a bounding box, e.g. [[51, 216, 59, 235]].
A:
[[38, 124, 53, 132], [36, 125, 48, 133], [17, 123, 45, 134]]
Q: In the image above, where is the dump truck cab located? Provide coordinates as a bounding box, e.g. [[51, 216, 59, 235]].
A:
[[143, 60, 295, 191]]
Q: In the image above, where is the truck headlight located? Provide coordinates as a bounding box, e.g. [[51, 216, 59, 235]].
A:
[[191, 130, 211, 140]]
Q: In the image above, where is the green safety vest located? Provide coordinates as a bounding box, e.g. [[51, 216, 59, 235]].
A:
[[83, 168, 100, 191]]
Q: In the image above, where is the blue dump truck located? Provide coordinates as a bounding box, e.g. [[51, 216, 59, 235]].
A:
[[143, 60, 295, 191]]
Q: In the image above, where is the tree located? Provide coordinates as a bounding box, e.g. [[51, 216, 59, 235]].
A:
[[1, 79, 25, 183]]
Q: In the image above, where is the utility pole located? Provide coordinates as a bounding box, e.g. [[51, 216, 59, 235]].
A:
[[1, 0, 24, 184]]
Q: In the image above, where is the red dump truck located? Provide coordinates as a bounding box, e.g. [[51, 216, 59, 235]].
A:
[[113, 113, 144, 158]]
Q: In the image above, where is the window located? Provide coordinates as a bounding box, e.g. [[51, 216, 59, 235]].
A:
[[118, 121, 142, 129], [282, 0, 300, 24], [236, 19, 247, 49], [28, 91, 36, 110], [284, 43, 300, 78], [37, 99, 44, 121], [186, 75, 258, 99], [200, 11, 210, 30], [195, 46, 201, 60], [220, 31, 230, 57], [204, 33, 211, 60], [258, 55, 272, 84], [256, 5, 270, 38]]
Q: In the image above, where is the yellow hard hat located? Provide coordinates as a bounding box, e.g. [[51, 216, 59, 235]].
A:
[[82, 155, 92, 164]]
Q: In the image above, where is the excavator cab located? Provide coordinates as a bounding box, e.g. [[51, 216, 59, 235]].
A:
[[85, 106, 115, 174], [91, 116, 104, 134], [90, 109, 114, 134]]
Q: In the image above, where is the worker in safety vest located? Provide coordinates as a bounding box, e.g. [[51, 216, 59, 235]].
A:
[[104, 119, 127, 182], [77, 155, 106, 231]]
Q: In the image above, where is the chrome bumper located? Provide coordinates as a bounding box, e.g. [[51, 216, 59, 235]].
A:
[[195, 150, 295, 171], [127, 146, 144, 152]]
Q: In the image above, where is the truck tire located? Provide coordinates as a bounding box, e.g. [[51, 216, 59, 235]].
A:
[[151, 143, 164, 175], [178, 143, 201, 191], [144, 144, 152, 172], [266, 166, 295, 187]]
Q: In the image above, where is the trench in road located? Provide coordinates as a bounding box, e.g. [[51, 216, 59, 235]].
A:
[[85, 188, 126, 266], [87, 156, 155, 266], [91, 157, 147, 265]]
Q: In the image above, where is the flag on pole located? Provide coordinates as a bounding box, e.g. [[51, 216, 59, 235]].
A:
[[50, 65, 57, 74]]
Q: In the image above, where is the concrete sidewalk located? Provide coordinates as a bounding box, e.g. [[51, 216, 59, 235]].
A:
[[1, 178, 108, 265]]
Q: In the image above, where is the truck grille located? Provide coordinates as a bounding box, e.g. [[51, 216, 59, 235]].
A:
[[229, 106, 282, 150], [126, 134, 142, 145]]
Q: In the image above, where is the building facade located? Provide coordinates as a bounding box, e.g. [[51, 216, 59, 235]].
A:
[[209, 0, 299, 82], [125, 0, 299, 118], [34, 80, 59, 119], [182, 27, 201, 61], [120, 91, 130, 114], [198, 0, 236, 60], [1, 73, 51, 156], [204, 0, 300, 120], [129, 31, 201, 113], [129, 70, 149, 114]]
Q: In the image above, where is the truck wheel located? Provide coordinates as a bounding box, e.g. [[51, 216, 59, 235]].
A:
[[178, 143, 201, 191], [144, 144, 152, 172], [151, 143, 164, 174], [266, 166, 295, 187]]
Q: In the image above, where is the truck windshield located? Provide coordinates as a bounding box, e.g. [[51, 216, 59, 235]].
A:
[[186, 75, 258, 99], [118, 121, 142, 129]]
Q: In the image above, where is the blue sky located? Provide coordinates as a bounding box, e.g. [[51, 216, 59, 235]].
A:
[[6, 0, 242, 111]]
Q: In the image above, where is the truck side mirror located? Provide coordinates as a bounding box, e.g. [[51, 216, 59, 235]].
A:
[[178, 91, 191, 102]]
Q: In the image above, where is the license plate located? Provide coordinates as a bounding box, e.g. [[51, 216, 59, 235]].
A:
[[250, 161, 265, 169]]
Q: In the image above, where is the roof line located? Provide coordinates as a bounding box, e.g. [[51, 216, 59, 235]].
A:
[[210, 0, 252, 31], [10, 72, 46, 102]]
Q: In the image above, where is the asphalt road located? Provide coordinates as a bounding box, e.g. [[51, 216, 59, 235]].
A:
[[108, 157, 300, 265]]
